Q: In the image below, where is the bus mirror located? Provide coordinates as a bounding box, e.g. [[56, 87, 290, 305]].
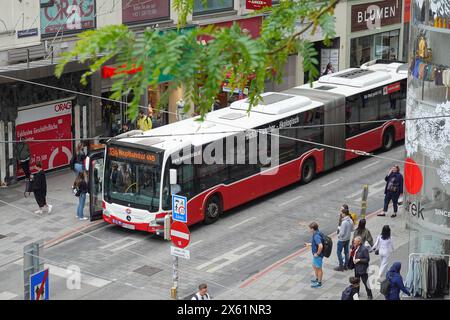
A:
[[170, 169, 177, 185]]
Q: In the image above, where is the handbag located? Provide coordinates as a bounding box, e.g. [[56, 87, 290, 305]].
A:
[[347, 248, 356, 270], [24, 179, 33, 198]]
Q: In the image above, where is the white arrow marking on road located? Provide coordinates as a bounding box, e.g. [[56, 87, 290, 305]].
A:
[[321, 178, 341, 187], [170, 229, 190, 240], [196, 242, 266, 273], [278, 195, 303, 207], [228, 217, 256, 229]]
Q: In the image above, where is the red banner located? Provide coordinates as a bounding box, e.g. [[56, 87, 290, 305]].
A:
[[197, 16, 263, 44], [404, 0, 411, 23], [15, 101, 73, 177], [246, 0, 272, 10], [102, 65, 143, 79]]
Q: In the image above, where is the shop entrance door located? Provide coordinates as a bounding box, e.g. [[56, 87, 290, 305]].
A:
[[87, 150, 105, 221]]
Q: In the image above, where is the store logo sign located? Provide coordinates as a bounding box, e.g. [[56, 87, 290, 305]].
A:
[[351, 0, 402, 32], [435, 209, 450, 219], [405, 199, 425, 220], [54, 102, 72, 112]]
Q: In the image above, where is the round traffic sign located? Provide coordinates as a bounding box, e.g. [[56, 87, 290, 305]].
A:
[[170, 221, 190, 248]]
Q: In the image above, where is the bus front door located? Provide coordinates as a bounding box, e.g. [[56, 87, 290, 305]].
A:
[[87, 150, 105, 221]]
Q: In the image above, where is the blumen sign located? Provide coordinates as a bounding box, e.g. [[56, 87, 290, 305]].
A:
[[351, 0, 402, 32], [122, 0, 169, 24], [40, 0, 96, 36]]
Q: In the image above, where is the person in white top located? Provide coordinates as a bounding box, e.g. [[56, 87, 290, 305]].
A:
[[191, 283, 211, 300], [372, 225, 394, 280]]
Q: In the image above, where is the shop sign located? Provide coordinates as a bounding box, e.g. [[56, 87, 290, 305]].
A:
[[351, 0, 402, 32], [40, 0, 96, 36], [197, 16, 262, 44], [122, 0, 169, 25], [246, 0, 272, 10], [17, 28, 39, 38], [15, 101, 73, 177], [404, 0, 411, 23], [435, 209, 450, 219], [405, 199, 425, 220]]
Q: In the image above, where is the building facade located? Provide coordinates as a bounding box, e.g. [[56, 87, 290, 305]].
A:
[[405, 0, 450, 258]]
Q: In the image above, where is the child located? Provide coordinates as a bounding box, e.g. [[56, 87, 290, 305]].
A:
[[341, 277, 360, 300]]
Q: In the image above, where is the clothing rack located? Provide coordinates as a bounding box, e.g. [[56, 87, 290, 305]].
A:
[[409, 253, 450, 262]]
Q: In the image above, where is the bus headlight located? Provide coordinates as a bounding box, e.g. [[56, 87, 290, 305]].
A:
[[149, 219, 158, 226]]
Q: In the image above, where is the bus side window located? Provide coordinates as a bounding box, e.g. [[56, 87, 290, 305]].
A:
[[177, 163, 195, 198], [345, 96, 360, 137]]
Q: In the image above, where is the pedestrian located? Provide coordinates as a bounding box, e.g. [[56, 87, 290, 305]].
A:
[[341, 276, 361, 300], [16, 137, 31, 179], [322, 62, 334, 76], [384, 262, 411, 300], [71, 143, 86, 175], [73, 172, 88, 221], [352, 219, 374, 249], [191, 283, 211, 300], [137, 110, 152, 131], [305, 222, 324, 288], [335, 208, 353, 272], [372, 225, 394, 280], [352, 236, 373, 299], [378, 165, 403, 217], [32, 161, 52, 214]]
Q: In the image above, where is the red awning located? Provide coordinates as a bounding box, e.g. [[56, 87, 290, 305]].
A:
[[102, 64, 142, 79], [197, 16, 263, 44]]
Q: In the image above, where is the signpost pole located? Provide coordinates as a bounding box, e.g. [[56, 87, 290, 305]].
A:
[[360, 184, 369, 219], [171, 255, 179, 300]]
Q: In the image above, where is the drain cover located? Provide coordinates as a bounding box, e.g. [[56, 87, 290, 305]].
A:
[[133, 265, 162, 277]]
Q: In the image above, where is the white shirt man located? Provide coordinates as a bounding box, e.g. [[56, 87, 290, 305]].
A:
[[191, 283, 211, 300]]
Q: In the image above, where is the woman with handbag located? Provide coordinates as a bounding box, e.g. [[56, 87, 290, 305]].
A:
[[372, 225, 394, 281], [73, 172, 88, 221]]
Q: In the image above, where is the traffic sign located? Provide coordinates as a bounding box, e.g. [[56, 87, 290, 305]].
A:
[[170, 221, 190, 249], [171, 246, 190, 260], [30, 268, 49, 300], [172, 194, 187, 223]]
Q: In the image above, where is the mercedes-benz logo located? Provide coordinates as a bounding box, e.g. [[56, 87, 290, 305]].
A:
[[126, 215, 131, 222]]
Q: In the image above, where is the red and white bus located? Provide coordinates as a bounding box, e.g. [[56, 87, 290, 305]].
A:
[[97, 61, 407, 235]]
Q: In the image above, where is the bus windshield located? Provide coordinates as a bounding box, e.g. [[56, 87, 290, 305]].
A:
[[104, 151, 163, 212]]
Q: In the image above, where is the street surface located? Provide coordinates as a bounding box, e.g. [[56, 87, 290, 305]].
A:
[[0, 145, 405, 300]]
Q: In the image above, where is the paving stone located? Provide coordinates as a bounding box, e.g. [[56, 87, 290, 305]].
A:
[[1, 250, 15, 255], [5, 218, 26, 226], [13, 236, 34, 244]]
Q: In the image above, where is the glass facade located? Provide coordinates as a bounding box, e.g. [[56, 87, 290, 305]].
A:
[[405, 0, 450, 257], [350, 30, 400, 67], [193, 0, 234, 15]]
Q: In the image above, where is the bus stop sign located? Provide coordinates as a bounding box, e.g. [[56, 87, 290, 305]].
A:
[[172, 194, 187, 223], [170, 221, 190, 249]]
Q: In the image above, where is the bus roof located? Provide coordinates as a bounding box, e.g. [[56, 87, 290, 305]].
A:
[[114, 61, 407, 154], [296, 61, 407, 97], [114, 92, 323, 153]]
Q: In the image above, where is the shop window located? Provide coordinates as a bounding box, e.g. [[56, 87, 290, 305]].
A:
[[193, 0, 234, 15]]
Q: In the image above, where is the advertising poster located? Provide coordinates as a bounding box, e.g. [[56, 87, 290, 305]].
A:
[[16, 101, 73, 177], [40, 0, 96, 36], [122, 0, 169, 24]]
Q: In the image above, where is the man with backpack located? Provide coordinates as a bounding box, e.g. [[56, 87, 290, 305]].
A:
[[341, 277, 361, 300], [305, 222, 332, 289], [378, 165, 403, 218]]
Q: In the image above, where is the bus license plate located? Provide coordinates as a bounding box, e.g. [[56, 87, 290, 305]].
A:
[[112, 219, 135, 230]]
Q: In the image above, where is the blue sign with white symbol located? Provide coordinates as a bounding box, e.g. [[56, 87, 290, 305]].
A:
[[172, 194, 187, 223], [30, 268, 49, 300]]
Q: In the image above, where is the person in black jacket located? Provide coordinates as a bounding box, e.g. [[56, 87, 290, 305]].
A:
[[378, 165, 403, 218], [74, 172, 88, 221], [352, 236, 373, 299], [32, 162, 52, 214]]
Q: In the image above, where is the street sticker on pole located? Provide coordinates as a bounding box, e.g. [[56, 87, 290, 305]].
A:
[[170, 221, 190, 249], [171, 246, 190, 260], [172, 194, 187, 223], [30, 268, 49, 300]]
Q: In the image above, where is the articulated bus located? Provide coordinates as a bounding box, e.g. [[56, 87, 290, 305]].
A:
[[86, 61, 407, 235]]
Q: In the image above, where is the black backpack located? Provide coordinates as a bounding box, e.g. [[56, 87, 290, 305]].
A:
[[320, 232, 333, 258], [341, 286, 354, 300]]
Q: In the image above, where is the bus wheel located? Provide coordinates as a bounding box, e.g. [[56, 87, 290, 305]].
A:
[[301, 158, 315, 184], [204, 195, 222, 224], [382, 128, 395, 151]]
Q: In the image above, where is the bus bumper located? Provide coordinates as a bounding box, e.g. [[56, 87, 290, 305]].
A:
[[102, 214, 163, 234]]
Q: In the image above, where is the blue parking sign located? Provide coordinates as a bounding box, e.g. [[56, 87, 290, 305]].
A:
[[172, 194, 187, 223], [30, 268, 49, 300]]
